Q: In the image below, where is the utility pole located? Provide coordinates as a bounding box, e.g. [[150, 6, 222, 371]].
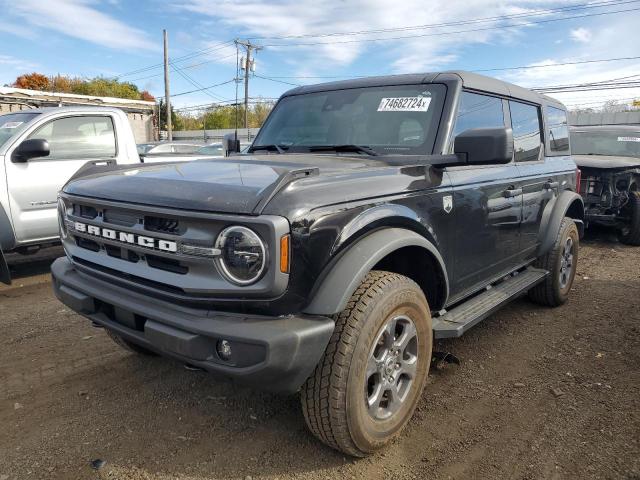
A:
[[163, 29, 173, 141], [235, 40, 261, 133]]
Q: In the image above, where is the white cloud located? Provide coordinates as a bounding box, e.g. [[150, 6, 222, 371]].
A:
[[176, 0, 588, 73], [0, 55, 38, 72], [499, 14, 640, 110], [571, 27, 592, 44], [2, 0, 156, 51]]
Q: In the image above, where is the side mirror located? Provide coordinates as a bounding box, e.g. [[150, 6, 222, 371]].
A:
[[12, 138, 50, 163], [454, 127, 513, 165], [222, 133, 240, 156]]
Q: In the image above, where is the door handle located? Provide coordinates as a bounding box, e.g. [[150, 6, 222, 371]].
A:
[[503, 186, 522, 198], [544, 181, 559, 190]]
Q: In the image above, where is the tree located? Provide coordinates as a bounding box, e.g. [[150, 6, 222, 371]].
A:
[[14, 73, 50, 90], [12, 72, 155, 101]]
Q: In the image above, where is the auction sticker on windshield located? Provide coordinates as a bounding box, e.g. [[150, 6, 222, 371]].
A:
[[0, 121, 23, 129], [618, 136, 640, 142], [378, 97, 431, 112]]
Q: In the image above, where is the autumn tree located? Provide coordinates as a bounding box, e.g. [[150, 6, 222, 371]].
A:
[[12, 73, 155, 102], [14, 72, 50, 90]]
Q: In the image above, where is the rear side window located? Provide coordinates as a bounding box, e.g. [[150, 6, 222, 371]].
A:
[[27, 116, 116, 159], [453, 92, 505, 137], [509, 101, 542, 162], [546, 106, 569, 153]]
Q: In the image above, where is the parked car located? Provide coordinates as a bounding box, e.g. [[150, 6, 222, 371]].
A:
[[52, 71, 583, 456], [137, 141, 204, 162], [193, 142, 252, 156], [0, 106, 144, 284], [570, 125, 640, 244]]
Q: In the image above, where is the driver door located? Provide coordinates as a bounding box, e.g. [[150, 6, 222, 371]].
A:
[[5, 115, 117, 243], [446, 91, 523, 298]]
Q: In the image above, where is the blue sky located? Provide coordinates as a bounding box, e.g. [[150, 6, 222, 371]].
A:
[[2, 0, 639, 111]]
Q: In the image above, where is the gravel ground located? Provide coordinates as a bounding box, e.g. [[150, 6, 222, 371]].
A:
[[0, 232, 638, 480]]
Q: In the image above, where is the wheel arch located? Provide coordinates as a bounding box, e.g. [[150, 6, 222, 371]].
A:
[[303, 227, 449, 316], [538, 190, 584, 256]]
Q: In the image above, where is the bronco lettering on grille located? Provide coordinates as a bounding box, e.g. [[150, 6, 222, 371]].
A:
[[72, 221, 177, 253]]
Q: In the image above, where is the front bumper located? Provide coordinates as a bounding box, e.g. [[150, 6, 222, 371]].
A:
[[51, 257, 334, 393]]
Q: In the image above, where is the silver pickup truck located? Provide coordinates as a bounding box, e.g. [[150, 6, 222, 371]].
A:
[[0, 106, 143, 283]]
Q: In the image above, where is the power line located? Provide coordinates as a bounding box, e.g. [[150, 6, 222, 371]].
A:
[[115, 40, 235, 78], [253, 74, 301, 87], [128, 53, 238, 83], [259, 6, 640, 47], [157, 78, 236, 99], [249, 0, 635, 41], [170, 61, 227, 101]]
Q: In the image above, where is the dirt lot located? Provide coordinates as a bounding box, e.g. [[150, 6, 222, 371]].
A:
[[1, 233, 639, 480]]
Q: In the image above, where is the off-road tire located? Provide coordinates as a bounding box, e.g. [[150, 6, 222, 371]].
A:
[[106, 330, 157, 356], [618, 191, 640, 246], [529, 217, 579, 307], [301, 271, 432, 457]]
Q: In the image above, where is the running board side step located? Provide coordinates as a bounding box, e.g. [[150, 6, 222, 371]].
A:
[[432, 267, 548, 339]]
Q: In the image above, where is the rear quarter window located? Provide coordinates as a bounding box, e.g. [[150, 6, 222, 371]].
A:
[[546, 106, 569, 154]]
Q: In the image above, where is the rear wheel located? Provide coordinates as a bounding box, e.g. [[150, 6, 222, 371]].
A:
[[106, 330, 157, 356], [301, 271, 432, 457], [618, 191, 640, 246], [529, 217, 579, 307]]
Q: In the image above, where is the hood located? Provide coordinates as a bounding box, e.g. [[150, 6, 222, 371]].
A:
[[573, 154, 640, 170], [63, 155, 383, 214]]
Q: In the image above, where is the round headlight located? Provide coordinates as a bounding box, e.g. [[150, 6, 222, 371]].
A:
[[214, 226, 267, 285]]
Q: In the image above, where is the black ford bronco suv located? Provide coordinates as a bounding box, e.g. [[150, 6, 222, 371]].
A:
[[570, 125, 640, 244], [52, 71, 584, 456]]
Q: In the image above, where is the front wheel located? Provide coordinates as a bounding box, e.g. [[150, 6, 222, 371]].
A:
[[529, 217, 579, 307], [301, 271, 432, 457], [618, 191, 640, 246]]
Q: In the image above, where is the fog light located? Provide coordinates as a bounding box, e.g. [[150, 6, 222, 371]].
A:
[[217, 339, 232, 360]]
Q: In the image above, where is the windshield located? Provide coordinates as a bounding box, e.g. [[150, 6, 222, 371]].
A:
[[137, 143, 156, 154], [196, 144, 225, 155], [0, 112, 41, 151], [253, 84, 446, 156], [571, 130, 640, 158]]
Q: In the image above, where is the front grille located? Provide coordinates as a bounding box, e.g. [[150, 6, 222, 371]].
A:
[[72, 204, 98, 219], [103, 208, 138, 227], [73, 256, 187, 295], [145, 215, 180, 234]]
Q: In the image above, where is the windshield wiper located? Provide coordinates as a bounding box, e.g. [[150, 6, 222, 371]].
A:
[[249, 144, 289, 154], [309, 144, 378, 156]]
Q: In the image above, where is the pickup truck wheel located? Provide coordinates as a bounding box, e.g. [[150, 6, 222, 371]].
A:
[[301, 271, 432, 457], [106, 330, 157, 356], [618, 191, 640, 246], [529, 217, 579, 307]]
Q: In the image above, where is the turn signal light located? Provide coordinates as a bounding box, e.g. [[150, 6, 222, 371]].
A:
[[280, 234, 290, 273], [576, 168, 582, 193]]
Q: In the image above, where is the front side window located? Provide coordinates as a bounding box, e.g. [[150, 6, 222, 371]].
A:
[[509, 101, 542, 162], [0, 112, 41, 150], [547, 106, 569, 153], [253, 84, 446, 156], [453, 91, 505, 137], [27, 116, 116, 159]]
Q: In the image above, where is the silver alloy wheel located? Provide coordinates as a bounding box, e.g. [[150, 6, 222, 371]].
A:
[[365, 314, 419, 420], [559, 236, 574, 289]]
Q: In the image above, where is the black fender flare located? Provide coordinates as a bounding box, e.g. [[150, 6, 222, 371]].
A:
[[0, 247, 9, 285], [0, 204, 16, 251], [537, 190, 584, 257], [303, 228, 449, 316], [0, 205, 14, 285]]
